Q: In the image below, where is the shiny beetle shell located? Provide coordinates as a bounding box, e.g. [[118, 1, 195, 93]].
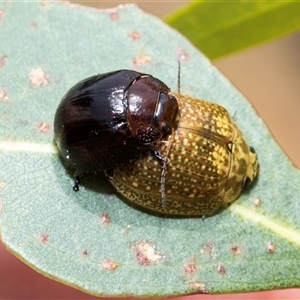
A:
[[107, 93, 259, 216], [54, 70, 178, 176]]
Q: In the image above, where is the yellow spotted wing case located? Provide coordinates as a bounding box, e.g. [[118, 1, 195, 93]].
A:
[[108, 94, 259, 216]]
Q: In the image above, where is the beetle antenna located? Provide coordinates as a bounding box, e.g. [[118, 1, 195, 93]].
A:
[[160, 61, 181, 207], [177, 59, 181, 95]]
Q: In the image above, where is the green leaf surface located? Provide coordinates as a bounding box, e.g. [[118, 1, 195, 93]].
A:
[[165, 1, 300, 60], [0, 2, 300, 297]]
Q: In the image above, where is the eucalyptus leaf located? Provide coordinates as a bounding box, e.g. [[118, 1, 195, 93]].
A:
[[165, 1, 300, 60], [0, 2, 299, 297]]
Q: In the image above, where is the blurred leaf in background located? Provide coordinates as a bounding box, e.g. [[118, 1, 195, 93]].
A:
[[165, 1, 300, 59]]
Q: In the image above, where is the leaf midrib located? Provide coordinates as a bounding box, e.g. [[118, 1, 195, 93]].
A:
[[2, 139, 299, 248]]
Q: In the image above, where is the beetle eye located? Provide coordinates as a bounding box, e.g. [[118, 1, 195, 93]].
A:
[[169, 95, 177, 103], [161, 122, 172, 136], [250, 146, 256, 153], [242, 176, 252, 190]]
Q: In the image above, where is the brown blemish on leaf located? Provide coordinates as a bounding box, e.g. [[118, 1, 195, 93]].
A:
[[216, 263, 226, 275], [230, 245, 242, 255], [100, 213, 110, 226], [38, 122, 50, 133], [29, 67, 49, 88], [110, 12, 119, 20], [177, 47, 189, 61], [253, 198, 261, 207], [39, 233, 49, 244], [0, 182, 6, 188], [128, 31, 140, 41], [267, 242, 275, 253], [132, 56, 151, 69], [200, 242, 214, 256], [0, 55, 8, 69], [30, 22, 38, 28], [1, 115, 9, 122], [0, 90, 10, 102], [184, 257, 198, 275], [40, 1, 48, 7], [102, 260, 119, 271], [188, 281, 207, 293], [0, 10, 5, 22], [81, 249, 89, 257], [131, 240, 165, 266]]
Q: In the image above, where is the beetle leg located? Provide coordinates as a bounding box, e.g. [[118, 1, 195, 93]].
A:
[[150, 148, 171, 208], [151, 149, 167, 165], [105, 169, 114, 178], [73, 175, 80, 192]]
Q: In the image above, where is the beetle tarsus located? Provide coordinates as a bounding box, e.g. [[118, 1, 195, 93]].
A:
[[151, 149, 165, 165], [105, 169, 114, 178], [73, 176, 80, 192]]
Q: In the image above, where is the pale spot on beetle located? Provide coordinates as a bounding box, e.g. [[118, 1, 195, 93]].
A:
[[132, 55, 151, 69], [131, 240, 165, 266], [128, 31, 140, 40], [132, 181, 138, 187], [102, 260, 119, 271], [216, 263, 226, 275], [267, 242, 275, 253], [145, 186, 151, 190], [37, 122, 50, 133], [39, 233, 49, 244], [177, 47, 189, 61], [100, 213, 110, 226], [0, 55, 8, 69], [184, 257, 198, 275], [0, 89, 11, 102], [183, 138, 189, 146], [29, 67, 49, 88], [188, 281, 206, 293]]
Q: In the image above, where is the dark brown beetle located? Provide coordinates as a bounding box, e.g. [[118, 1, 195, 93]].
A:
[[54, 70, 179, 190]]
